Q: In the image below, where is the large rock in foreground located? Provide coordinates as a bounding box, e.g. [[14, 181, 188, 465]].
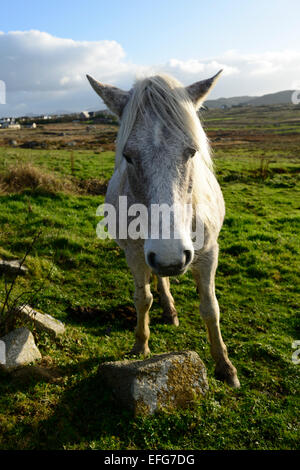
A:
[[98, 351, 208, 416], [0, 327, 42, 370]]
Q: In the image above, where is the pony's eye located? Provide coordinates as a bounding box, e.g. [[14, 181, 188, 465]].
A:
[[183, 147, 196, 159], [123, 153, 133, 164]]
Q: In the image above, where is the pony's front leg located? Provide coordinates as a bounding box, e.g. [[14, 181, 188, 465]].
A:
[[192, 245, 240, 388], [125, 249, 153, 356], [157, 276, 179, 326]]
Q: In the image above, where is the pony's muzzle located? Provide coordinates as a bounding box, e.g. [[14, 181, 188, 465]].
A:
[[146, 248, 193, 277]]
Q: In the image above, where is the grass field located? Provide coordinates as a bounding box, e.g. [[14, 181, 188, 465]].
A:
[[0, 106, 299, 450]]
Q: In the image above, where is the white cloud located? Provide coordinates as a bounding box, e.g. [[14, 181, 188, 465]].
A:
[[165, 59, 239, 76], [0, 30, 128, 92], [0, 30, 300, 116]]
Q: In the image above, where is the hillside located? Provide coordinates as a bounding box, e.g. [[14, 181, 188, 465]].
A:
[[205, 90, 296, 109]]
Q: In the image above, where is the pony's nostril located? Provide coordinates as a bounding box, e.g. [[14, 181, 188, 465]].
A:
[[184, 250, 192, 267], [147, 250, 192, 274], [147, 252, 156, 268]]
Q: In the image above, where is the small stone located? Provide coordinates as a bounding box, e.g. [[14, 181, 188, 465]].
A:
[[10, 365, 63, 383], [0, 259, 28, 276], [98, 351, 208, 416], [0, 327, 41, 370], [20, 305, 65, 338]]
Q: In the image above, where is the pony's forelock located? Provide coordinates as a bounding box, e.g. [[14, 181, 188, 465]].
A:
[[115, 74, 213, 171]]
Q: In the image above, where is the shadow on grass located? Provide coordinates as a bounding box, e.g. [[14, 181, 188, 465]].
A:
[[40, 374, 134, 449], [66, 298, 169, 332], [1, 358, 135, 450], [66, 303, 137, 327]]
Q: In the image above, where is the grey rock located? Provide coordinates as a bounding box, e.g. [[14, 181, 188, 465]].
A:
[[0, 327, 41, 370], [0, 259, 28, 276], [98, 351, 208, 416], [19, 305, 65, 338]]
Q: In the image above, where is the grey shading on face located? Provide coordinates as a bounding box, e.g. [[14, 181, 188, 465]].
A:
[[121, 110, 195, 208]]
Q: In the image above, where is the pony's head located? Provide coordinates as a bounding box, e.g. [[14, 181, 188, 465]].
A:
[[87, 72, 221, 276]]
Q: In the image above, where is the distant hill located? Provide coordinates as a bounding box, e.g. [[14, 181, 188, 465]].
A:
[[205, 90, 296, 109]]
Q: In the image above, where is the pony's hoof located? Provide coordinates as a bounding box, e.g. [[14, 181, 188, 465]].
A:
[[130, 343, 151, 357], [162, 308, 179, 326], [215, 362, 240, 388], [223, 373, 240, 388]]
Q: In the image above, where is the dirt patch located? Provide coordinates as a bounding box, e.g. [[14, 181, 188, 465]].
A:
[[67, 304, 136, 326], [0, 122, 117, 150]]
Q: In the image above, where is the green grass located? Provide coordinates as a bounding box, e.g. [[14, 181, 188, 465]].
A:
[[0, 147, 115, 181], [0, 146, 299, 450]]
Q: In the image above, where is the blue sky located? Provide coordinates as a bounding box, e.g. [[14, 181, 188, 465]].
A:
[[1, 0, 300, 116], [2, 0, 300, 64]]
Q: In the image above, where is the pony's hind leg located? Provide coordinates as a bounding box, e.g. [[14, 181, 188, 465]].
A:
[[192, 244, 240, 388], [157, 276, 179, 326], [125, 248, 153, 356]]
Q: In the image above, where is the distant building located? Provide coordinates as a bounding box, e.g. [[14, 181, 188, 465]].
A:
[[80, 111, 90, 120], [2, 122, 21, 129], [0, 117, 11, 126]]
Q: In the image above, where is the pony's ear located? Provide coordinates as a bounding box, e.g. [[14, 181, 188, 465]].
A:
[[86, 75, 129, 117], [186, 70, 223, 109]]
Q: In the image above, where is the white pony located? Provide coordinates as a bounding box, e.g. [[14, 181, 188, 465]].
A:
[[87, 71, 240, 388]]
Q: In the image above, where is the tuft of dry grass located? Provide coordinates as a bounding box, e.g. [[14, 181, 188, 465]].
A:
[[76, 178, 107, 195], [0, 162, 108, 196], [0, 162, 75, 195]]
